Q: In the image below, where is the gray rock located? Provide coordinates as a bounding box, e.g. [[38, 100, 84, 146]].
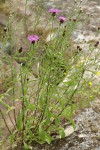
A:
[[0, 42, 14, 55], [0, 13, 7, 27], [91, 99, 100, 113]]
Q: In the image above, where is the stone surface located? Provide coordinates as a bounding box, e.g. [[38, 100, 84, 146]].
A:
[[91, 99, 100, 113]]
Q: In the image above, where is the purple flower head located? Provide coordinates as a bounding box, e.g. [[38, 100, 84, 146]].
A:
[[27, 35, 39, 44], [49, 8, 61, 17], [59, 16, 67, 24]]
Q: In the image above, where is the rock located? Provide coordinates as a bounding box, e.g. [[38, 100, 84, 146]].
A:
[[91, 126, 99, 133], [5, 42, 14, 55], [0, 42, 14, 55], [78, 134, 88, 138], [91, 99, 100, 113], [0, 13, 7, 26], [64, 125, 76, 137], [46, 32, 57, 42], [96, 136, 100, 141], [95, 147, 100, 150]]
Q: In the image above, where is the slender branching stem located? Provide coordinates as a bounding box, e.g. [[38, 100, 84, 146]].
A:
[[20, 66, 26, 145], [34, 71, 51, 133], [0, 110, 12, 134], [45, 69, 85, 131], [11, 69, 17, 126], [8, 112, 15, 127]]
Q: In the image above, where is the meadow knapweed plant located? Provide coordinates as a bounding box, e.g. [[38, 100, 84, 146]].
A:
[[0, 1, 100, 149]]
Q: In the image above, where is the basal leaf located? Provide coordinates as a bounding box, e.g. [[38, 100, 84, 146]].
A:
[[45, 134, 52, 144], [58, 127, 65, 138], [24, 142, 32, 150], [16, 112, 23, 131]]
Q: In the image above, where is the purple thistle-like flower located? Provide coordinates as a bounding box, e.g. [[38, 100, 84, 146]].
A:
[[49, 8, 61, 16], [59, 16, 67, 24], [27, 35, 39, 44]]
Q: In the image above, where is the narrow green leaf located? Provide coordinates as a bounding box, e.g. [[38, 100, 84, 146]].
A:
[[27, 104, 36, 111], [45, 134, 52, 144], [7, 106, 15, 114], [17, 112, 23, 131], [66, 117, 76, 130], [58, 127, 65, 138], [24, 142, 32, 150], [38, 124, 45, 140]]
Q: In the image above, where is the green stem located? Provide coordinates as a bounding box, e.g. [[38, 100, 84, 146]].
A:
[[0, 110, 12, 135], [20, 66, 26, 145], [34, 71, 51, 133], [11, 68, 17, 126], [24, 0, 28, 36], [8, 112, 15, 127], [46, 69, 85, 130]]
